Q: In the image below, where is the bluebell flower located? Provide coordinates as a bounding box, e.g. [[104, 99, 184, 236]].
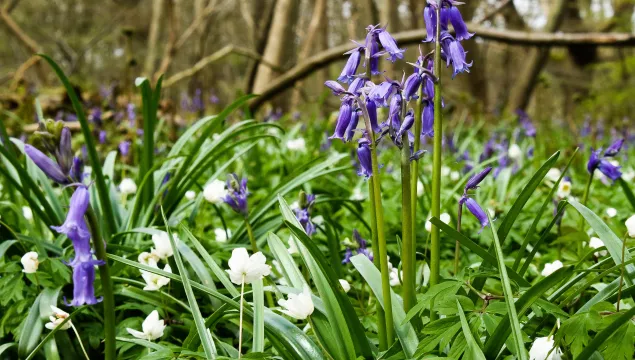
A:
[[294, 193, 316, 236], [447, 5, 473, 41], [348, 77, 367, 96], [368, 81, 395, 107], [25, 144, 69, 184], [98, 130, 107, 144], [396, 109, 414, 139], [604, 139, 624, 157], [127, 103, 136, 122], [223, 174, 249, 215], [342, 229, 373, 264], [588, 146, 623, 181], [345, 109, 361, 142], [366, 97, 381, 133], [70, 157, 84, 183], [464, 167, 492, 193], [388, 93, 403, 133], [403, 72, 422, 101], [377, 28, 405, 62], [338, 47, 363, 83], [421, 100, 434, 138], [68, 260, 103, 306], [329, 99, 353, 141], [441, 32, 472, 78], [357, 138, 373, 178], [325, 80, 347, 96], [461, 197, 489, 230], [342, 248, 354, 264], [89, 108, 102, 125], [119, 140, 131, 156], [56, 127, 73, 174]]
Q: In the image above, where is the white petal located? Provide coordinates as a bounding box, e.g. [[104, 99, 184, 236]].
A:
[[126, 328, 147, 339]]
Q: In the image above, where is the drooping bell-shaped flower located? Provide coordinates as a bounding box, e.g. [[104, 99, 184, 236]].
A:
[[223, 174, 249, 215], [464, 167, 492, 193], [325, 80, 347, 96], [377, 28, 405, 62], [368, 81, 395, 107], [366, 97, 381, 133], [396, 109, 415, 139], [357, 138, 373, 178], [294, 193, 316, 236], [57, 127, 73, 174], [447, 5, 473, 41], [52, 186, 92, 265], [345, 109, 360, 142], [348, 77, 367, 96], [604, 138, 624, 157], [461, 197, 489, 230], [421, 100, 434, 138], [441, 32, 472, 78], [330, 99, 353, 141], [423, 5, 436, 42], [338, 47, 363, 83], [68, 259, 104, 306], [388, 93, 403, 133], [403, 72, 423, 101], [25, 144, 68, 184], [587, 147, 622, 181]]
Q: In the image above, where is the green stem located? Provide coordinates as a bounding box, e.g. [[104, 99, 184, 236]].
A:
[[244, 218, 259, 253], [454, 203, 463, 275], [357, 97, 394, 344], [401, 132, 416, 315], [617, 233, 628, 311], [308, 316, 335, 360], [238, 276, 245, 358], [581, 172, 594, 207], [71, 323, 91, 360], [429, 4, 443, 321], [368, 178, 387, 350], [86, 207, 116, 360]]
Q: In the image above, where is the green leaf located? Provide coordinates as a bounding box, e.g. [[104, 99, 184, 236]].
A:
[[456, 300, 486, 360], [177, 241, 220, 308], [160, 209, 216, 359], [0, 240, 17, 259], [267, 232, 306, 289], [18, 294, 43, 358], [38, 54, 117, 237], [280, 197, 372, 359], [487, 212, 528, 360], [252, 279, 265, 353], [592, 311, 635, 360], [483, 267, 573, 358], [618, 178, 635, 212], [568, 199, 635, 286], [350, 254, 418, 358]]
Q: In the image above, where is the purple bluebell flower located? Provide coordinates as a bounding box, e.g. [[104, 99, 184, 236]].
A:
[[347, 77, 367, 96], [516, 109, 537, 138], [403, 72, 423, 101], [325, 80, 347, 96], [461, 197, 489, 230], [68, 260, 103, 306], [223, 174, 249, 215], [357, 138, 373, 178], [330, 99, 353, 142], [345, 109, 360, 142], [192, 89, 204, 112], [366, 97, 381, 133], [294, 193, 316, 236], [464, 167, 492, 193], [527, 147, 534, 159], [209, 92, 220, 104], [377, 28, 405, 62], [604, 139, 624, 157], [52, 186, 91, 263], [57, 127, 73, 174], [25, 144, 68, 184], [588, 146, 623, 181], [581, 115, 592, 137], [338, 47, 363, 83], [388, 93, 403, 133], [423, 5, 437, 42], [342, 247, 354, 264], [119, 140, 131, 156], [396, 109, 414, 139], [70, 157, 84, 183], [447, 5, 473, 41], [89, 108, 102, 125], [421, 101, 434, 138], [98, 130, 107, 144], [368, 39, 381, 75], [368, 81, 395, 107], [65, 114, 78, 122], [441, 32, 472, 78], [127, 103, 136, 122], [479, 137, 496, 162]]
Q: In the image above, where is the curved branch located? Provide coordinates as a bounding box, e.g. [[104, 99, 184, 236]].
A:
[[249, 24, 635, 111]]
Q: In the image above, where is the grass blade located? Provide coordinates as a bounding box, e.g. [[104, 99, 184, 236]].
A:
[[618, 178, 635, 212], [456, 299, 486, 360], [487, 212, 528, 360], [252, 279, 265, 353], [160, 208, 216, 359]]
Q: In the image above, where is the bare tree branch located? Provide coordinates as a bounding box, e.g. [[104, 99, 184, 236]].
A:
[[249, 24, 635, 111]]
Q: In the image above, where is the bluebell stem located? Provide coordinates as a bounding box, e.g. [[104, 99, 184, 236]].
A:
[[345, 109, 361, 142], [223, 174, 249, 215], [329, 98, 354, 141], [338, 47, 364, 83], [25, 144, 69, 184], [357, 138, 373, 178]]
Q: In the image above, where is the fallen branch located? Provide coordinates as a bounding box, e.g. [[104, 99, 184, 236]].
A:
[[249, 24, 635, 110], [162, 45, 284, 88]]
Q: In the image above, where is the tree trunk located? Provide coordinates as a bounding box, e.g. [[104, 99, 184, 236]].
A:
[[252, 0, 300, 108], [143, 0, 163, 77], [244, 0, 277, 94], [506, 0, 568, 112]]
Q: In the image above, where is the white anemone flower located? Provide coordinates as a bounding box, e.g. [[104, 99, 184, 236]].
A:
[[226, 248, 272, 285], [119, 178, 138, 195], [528, 336, 563, 360], [151, 232, 178, 260], [126, 310, 166, 341], [278, 288, 315, 320], [21, 251, 39, 273], [541, 260, 563, 276], [203, 179, 227, 204], [45, 306, 72, 330]]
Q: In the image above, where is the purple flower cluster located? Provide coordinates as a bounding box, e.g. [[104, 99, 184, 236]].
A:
[[423, 0, 473, 78], [294, 193, 316, 236], [25, 127, 84, 185], [52, 186, 104, 306], [342, 229, 373, 264], [460, 167, 492, 230], [223, 174, 249, 215], [587, 139, 624, 181]]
